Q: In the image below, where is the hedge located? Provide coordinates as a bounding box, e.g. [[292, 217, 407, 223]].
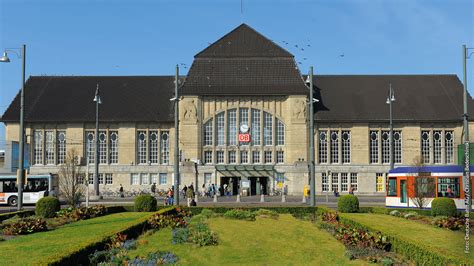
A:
[[181, 206, 318, 217], [337, 195, 359, 213], [431, 198, 457, 217], [50, 207, 176, 265], [358, 206, 473, 218], [35, 197, 61, 218], [0, 210, 35, 223], [134, 195, 157, 212]]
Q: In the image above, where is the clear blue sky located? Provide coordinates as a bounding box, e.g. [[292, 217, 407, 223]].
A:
[[1, 0, 473, 149]]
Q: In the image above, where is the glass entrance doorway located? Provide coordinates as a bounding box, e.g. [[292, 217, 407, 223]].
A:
[[249, 177, 268, 195], [220, 177, 240, 196]]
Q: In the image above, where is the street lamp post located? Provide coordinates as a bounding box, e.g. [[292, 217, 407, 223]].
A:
[[93, 84, 102, 198], [1, 44, 26, 210], [386, 84, 395, 170], [173, 65, 180, 206], [305, 67, 317, 207]]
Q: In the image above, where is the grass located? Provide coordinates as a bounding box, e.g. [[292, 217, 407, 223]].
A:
[[127, 214, 367, 265], [0, 212, 153, 265], [340, 213, 473, 264]]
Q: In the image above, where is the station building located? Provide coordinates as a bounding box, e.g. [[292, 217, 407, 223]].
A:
[[2, 24, 473, 196]]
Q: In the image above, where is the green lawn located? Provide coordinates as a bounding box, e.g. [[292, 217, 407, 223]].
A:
[[0, 212, 152, 265], [340, 213, 473, 264], [128, 214, 366, 265]]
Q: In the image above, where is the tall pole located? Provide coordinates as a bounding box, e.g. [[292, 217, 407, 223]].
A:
[[309, 66, 316, 207], [17, 44, 26, 210], [94, 84, 100, 197], [174, 65, 180, 205], [389, 84, 394, 171], [462, 45, 471, 235]]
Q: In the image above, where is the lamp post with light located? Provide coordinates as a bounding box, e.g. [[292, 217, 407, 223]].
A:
[[386, 84, 395, 170], [93, 85, 102, 198], [1, 44, 26, 210], [305, 66, 319, 207]]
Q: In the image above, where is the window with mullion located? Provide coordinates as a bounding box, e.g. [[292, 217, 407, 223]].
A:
[[433, 130, 442, 164], [137, 131, 147, 164], [228, 109, 237, 146], [216, 113, 225, 146], [34, 130, 44, 165], [251, 109, 261, 146], [263, 112, 273, 146], [445, 131, 454, 164], [239, 108, 249, 146], [57, 131, 66, 164], [421, 131, 430, 164], [98, 131, 107, 164], [276, 120, 285, 146], [160, 131, 170, 164], [204, 119, 213, 146], [381, 131, 390, 164], [86, 132, 95, 164], [322, 172, 329, 192], [45, 131, 55, 165], [394, 131, 402, 164], [149, 131, 159, 164], [342, 131, 350, 164], [330, 131, 339, 163], [318, 131, 328, 163], [369, 131, 379, 164]]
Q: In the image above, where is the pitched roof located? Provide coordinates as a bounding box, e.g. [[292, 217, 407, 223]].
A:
[[1, 76, 176, 123], [311, 74, 474, 122], [181, 24, 308, 96]]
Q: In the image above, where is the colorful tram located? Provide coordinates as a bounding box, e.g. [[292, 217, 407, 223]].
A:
[[386, 166, 474, 209]]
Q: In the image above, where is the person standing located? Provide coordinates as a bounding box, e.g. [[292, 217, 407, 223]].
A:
[[182, 185, 188, 199], [119, 184, 124, 198], [151, 183, 156, 195], [186, 186, 194, 207]]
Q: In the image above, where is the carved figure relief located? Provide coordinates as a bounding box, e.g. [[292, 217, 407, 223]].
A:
[[293, 99, 306, 120], [183, 99, 197, 121]]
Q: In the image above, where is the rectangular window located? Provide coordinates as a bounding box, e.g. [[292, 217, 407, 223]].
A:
[[264, 112, 273, 146], [264, 151, 272, 163], [137, 131, 147, 164], [216, 113, 225, 146], [331, 172, 339, 192], [204, 151, 213, 164], [342, 131, 350, 164], [445, 131, 454, 164], [421, 131, 430, 164], [160, 131, 170, 164], [86, 131, 95, 164], [381, 131, 390, 164], [322, 172, 329, 192], [276, 120, 284, 146], [204, 120, 213, 146], [98, 131, 107, 164], [57, 131, 66, 164], [204, 173, 212, 184], [376, 173, 384, 192], [414, 177, 436, 198], [341, 173, 348, 191], [151, 173, 158, 185], [77, 174, 84, 185], [252, 151, 260, 164], [88, 173, 94, 185], [131, 173, 139, 185], [228, 151, 236, 164], [437, 177, 460, 198], [239, 108, 249, 146], [276, 151, 284, 164], [240, 151, 248, 164], [45, 131, 55, 165], [251, 109, 261, 146], [330, 131, 339, 163], [394, 131, 402, 164], [318, 131, 328, 163], [105, 173, 113, 185], [370, 131, 379, 164], [149, 131, 159, 164], [433, 131, 442, 164], [34, 130, 43, 165], [141, 173, 149, 185], [98, 173, 104, 185], [228, 109, 237, 146], [387, 178, 397, 196], [216, 151, 224, 164], [350, 173, 358, 191], [159, 173, 167, 185]]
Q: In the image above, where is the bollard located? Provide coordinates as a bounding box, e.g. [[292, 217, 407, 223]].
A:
[[236, 194, 241, 202], [302, 195, 307, 203], [213, 194, 217, 203], [260, 194, 265, 202], [282, 194, 286, 203]]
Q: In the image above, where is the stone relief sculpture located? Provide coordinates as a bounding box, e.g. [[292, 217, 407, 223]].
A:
[[293, 99, 306, 120], [183, 99, 197, 121]]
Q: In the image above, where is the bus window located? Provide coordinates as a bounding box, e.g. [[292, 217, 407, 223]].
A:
[[387, 178, 397, 196], [437, 177, 460, 198], [3, 180, 17, 193]]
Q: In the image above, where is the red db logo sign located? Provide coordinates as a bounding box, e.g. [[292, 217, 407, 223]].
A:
[[238, 134, 250, 142]]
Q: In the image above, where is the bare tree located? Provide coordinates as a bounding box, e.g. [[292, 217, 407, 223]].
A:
[[58, 148, 84, 207], [409, 156, 435, 209]]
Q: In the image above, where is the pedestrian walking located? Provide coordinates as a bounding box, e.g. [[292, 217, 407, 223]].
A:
[[167, 188, 174, 205], [186, 186, 194, 207], [182, 185, 188, 199], [119, 184, 124, 198]]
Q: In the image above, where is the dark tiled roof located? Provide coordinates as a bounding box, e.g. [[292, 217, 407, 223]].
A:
[[195, 24, 293, 58], [311, 74, 474, 122], [181, 24, 308, 96], [1, 76, 176, 123]]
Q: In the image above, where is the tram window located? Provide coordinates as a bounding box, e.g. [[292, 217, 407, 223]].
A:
[[414, 177, 436, 198], [387, 178, 397, 196], [437, 177, 460, 198]]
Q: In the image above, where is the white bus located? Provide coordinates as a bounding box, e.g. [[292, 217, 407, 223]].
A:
[[0, 174, 58, 206]]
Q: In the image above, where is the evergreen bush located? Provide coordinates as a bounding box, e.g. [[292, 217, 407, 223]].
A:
[[134, 195, 157, 212], [431, 198, 457, 217], [337, 195, 359, 213], [35, 196, 60, 218]]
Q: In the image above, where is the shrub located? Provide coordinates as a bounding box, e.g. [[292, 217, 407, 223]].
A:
[[321, 212, 339, 224], [223, 209, 256, 221], [431, 198, 457, 217], [189, 222, 218, 246], [254, 209, 279, 219], [172, 227, 190, 244], [66, 205, 107, 221], [200, 209, 215, 218], [2, 218, 48, 235], [431, 216, 463, 230], [147, 210, 189, 229], [338, 195, 359, 213], [134, 195, 157, 212], [35, 197, 60, 218]]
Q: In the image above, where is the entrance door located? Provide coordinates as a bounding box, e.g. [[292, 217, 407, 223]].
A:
[[400, 180, 407, 204], [249, 177, 268, 195], [220, 177, 240, 196]]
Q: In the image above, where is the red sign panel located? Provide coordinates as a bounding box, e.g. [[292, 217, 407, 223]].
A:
[[238, 133, 251, 142]]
